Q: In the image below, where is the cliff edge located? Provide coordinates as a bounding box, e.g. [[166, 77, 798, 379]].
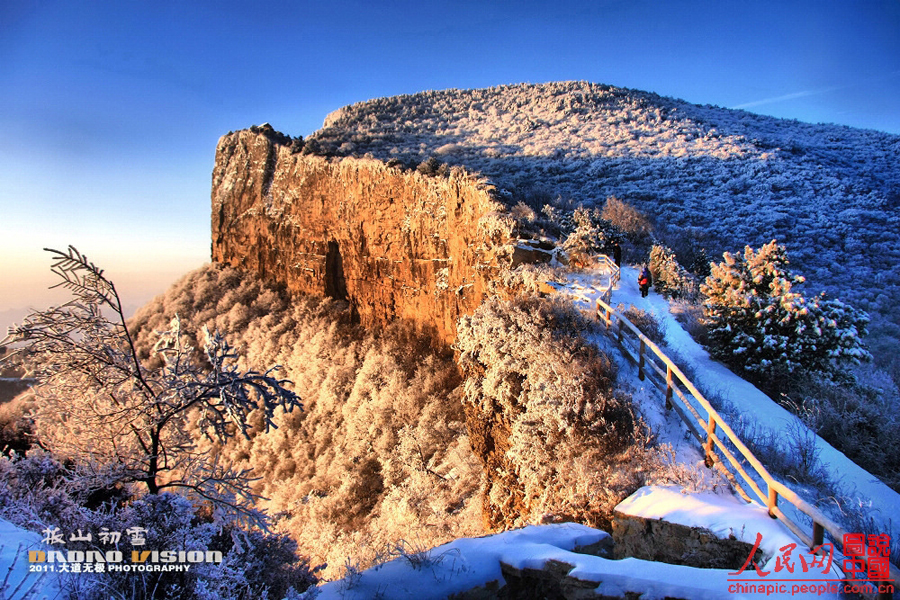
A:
[[211, 125, 508, 345]]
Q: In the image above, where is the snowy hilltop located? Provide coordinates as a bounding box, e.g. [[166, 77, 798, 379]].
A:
[[304, 81, 900, 368]]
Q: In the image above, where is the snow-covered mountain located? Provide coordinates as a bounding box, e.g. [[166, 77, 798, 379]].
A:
[[307, 81, 900, 367]]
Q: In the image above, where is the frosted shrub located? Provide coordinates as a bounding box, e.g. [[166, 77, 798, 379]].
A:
[[457, 295, 647, 529], [478, 211, 517, 246], [0, 390, 34, 456], [619, 304, 665, 344], [601, 196, 652, 243], [0, 449, 85, 532], [670, 300, 709, 346], [649, 243, 698, 300], [509, 201, 537, 225], [129, 265, 482, 580], [416, 156, 443, 176], [701, 241, 870, 392], [489, 263, 562, 297], [799, 378, 900, 491], [540, 204, 575, 237], [562, 207, 621, 267]]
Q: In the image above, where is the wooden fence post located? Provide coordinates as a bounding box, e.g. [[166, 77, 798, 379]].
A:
[[812, 522, 824, 548], [704, 416, 716, 468], [767, 486, 778, 518], [638, 338, 646, 381], [665, 366, 673, 410]]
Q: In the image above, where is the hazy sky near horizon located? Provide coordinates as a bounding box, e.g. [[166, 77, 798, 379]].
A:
[[2, 0, 899, 319]]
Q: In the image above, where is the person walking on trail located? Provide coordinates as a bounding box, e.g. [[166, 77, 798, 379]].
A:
[[638, 266, 652, 298], [612, 241, 622, 268]]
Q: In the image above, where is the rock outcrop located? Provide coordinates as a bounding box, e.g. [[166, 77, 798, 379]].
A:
[[211, 125, 509, 345], [612, 511, 761, 570]]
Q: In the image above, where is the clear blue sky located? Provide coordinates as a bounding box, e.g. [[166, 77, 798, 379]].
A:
[[2, 0, 899, 318]]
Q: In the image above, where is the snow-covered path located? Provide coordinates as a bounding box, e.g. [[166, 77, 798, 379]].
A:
[[571, 263, 900, 539]]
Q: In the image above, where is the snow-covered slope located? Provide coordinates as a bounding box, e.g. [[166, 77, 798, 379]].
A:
[[305, 81, 900, 369], [562, 263, 900, 538], [0, 519, 62, 599]]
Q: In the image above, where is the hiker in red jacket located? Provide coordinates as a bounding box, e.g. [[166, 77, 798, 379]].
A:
[[638, 266, 652, 298]]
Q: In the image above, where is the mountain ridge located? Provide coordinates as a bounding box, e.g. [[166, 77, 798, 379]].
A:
[[302, 80, 900, 369]]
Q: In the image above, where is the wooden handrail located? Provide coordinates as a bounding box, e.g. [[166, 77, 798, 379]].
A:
[[593, 294, 898, 598], [594, 254, 620, 306]]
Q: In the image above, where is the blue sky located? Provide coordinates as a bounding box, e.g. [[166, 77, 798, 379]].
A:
[[2, 0, 899, 318]]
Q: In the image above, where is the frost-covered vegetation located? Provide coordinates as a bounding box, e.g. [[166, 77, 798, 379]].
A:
[[457, 295, 666, 531], [2, 258, 728, 595], [306, 81, 900, 378], [701, 241, 871, 392], [126, 264, 483, 580], [0, 252, 317, 600], [4, 248, 301, 523], [0, 453, 317, 600]]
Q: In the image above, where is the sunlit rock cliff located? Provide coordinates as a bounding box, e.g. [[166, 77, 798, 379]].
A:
[[211, 125, 510, 345]]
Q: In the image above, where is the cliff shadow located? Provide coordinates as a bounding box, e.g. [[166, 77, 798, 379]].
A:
[[325, 240, 349, 302]]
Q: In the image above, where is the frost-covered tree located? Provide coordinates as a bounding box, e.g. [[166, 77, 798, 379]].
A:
[[562, 207, 620, 265], [649, 243, 697, 300], [601, 196, 652, 243], [1, 247, 301, 524], [701, 241, 870, 387]]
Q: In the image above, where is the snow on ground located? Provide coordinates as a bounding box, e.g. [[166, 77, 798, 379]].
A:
[[558, 262, 900, 541], [607, 265, 900, 533], [0, 518, 62, 599], [309, 522, 758, 600], [308, 514, 846, 600], [618, 485, 844, 589]]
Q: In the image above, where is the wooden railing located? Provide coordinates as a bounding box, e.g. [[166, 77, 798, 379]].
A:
[[594, 295, 897, 599], [593, 255, 620, 306]]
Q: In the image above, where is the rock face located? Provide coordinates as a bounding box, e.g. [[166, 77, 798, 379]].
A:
[[612, 511, 761, 570], [211, 126, 508, 345]]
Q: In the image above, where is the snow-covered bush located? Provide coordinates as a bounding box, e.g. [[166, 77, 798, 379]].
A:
[[562, 207, 621, 267], [0, 471, 318, 600], [478, 211, 517, 246], [416, 156, 447, 177], [619, 305, 665, 345], [488, 263, 563, 297], [799, 377, 900, 491], [601, 196, 652, 243], [456, 295, 649, 529], [649, 244, 698, 300], [540, 204, 575, 237], [0, 391, 33, 456], [701, 241, 871, 391], [669, 300, 709, 346], [0, 449, 86, 532]]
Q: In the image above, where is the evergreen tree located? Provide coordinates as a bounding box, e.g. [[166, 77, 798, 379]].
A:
[[701, 241, 870, 386], [649, 243, 697, 299]]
